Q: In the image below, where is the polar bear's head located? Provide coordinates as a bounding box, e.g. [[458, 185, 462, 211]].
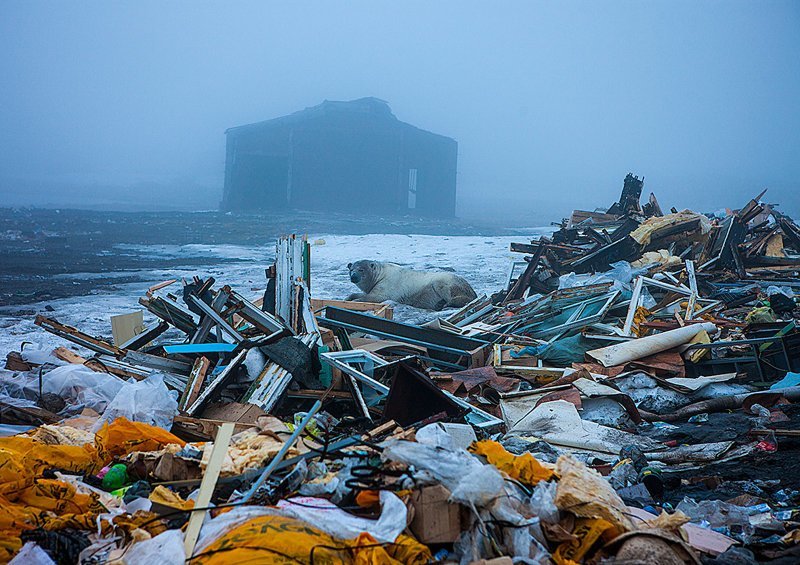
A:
[[347, 260, 380, 292]]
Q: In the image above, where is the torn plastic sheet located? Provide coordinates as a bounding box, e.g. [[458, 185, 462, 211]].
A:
[[555, 455, 635, 532], [506, 400, 663, 455], [193, 506, 277, 556], [613, 372, 690, 414], [529, 334, 606, 366], [9, 542, 55, 565], [381, 438, 481, 485], [658, 373, 736, 393], [384, 440, 549, 564], [647, 441, 735, 464], [0, 364, 127, 416], [42, 365, 126, 414], [558, 261, 648, 293]]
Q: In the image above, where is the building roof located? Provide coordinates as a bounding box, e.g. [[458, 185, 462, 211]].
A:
[[225, 97, 454, 141]]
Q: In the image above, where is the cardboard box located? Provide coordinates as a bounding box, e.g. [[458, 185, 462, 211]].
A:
[[409, 484, 465, 544]]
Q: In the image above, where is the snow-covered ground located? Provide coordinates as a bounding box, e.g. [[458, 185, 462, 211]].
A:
[[0, 231, 550, 357]]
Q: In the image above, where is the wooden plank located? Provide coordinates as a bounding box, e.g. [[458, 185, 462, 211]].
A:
[[5, 352, 33, 371], [567, 209, 620, 228], [171, 415, 252, 441], [510, 242, 541, 254], [287, 389, 351, 399], [148, 279, 178, 294], [187, 292, 242, 342], [52, 347, 88, 365], [189, 287, 230, 344], [506, 243, 546, 301], [119, 320, 169, 351], [310, 298, 393, 319], [0, 402, 61, 425], [138, 296, 198, 335], [765, 233, 785, 257], [184, 422, 234, 556]]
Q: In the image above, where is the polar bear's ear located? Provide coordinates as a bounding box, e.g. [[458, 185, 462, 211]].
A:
[[347, 263, 352, 269]]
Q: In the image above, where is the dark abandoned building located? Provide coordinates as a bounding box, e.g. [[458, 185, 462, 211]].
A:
[[221, 98, 458, 216]]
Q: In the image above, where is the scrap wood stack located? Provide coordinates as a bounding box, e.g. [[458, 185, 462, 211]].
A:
[[2, 180, 800, 564]]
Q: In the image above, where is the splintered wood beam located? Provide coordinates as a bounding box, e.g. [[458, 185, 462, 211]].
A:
[[34, 315, 122, 357], [187, 293, 243, 342], [179, 356, 212, 411], [138, 296, 198, 335], [186, 349, 247, 416]]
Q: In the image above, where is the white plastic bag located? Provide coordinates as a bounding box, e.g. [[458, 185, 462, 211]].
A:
[[382, 439, 506, 507], [92, 373, 178, 432], [450, 464, 505, 506], [123, 529, 185, 565], [767, 285, 794, 298], [276, 491, 407, 542], [529, 480, 559, 524], [10, 542, 55, 565], [382, 439, 484, 492], [415, 422, 458, 450]]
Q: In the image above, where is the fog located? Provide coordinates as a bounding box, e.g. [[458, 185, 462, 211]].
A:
[[1, 1, 798, 221]]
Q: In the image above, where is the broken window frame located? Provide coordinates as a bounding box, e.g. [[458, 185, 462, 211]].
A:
[[517, 290, 621, 339], [319, 350, 503, 429]]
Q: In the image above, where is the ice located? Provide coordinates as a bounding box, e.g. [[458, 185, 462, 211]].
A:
[[0, 232, 549, 357]]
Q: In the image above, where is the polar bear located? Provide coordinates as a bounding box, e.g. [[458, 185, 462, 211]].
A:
[[346, 260, 478, 311]]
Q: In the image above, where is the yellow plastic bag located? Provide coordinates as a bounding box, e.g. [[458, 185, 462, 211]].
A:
[[0, 479, 102, 558], [0, 418, 184, 562], [553, 517, 615, 564], [94, 418, 184, 465], [150, 485, 194, 511], [469, 440, 555, 486], [0, 436, 95, 493]]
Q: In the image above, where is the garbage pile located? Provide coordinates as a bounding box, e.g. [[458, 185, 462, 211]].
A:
[[2, 181, 800, 564]]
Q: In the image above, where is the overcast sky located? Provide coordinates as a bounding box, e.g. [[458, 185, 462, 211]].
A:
[[1, 1, 798, 220]]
